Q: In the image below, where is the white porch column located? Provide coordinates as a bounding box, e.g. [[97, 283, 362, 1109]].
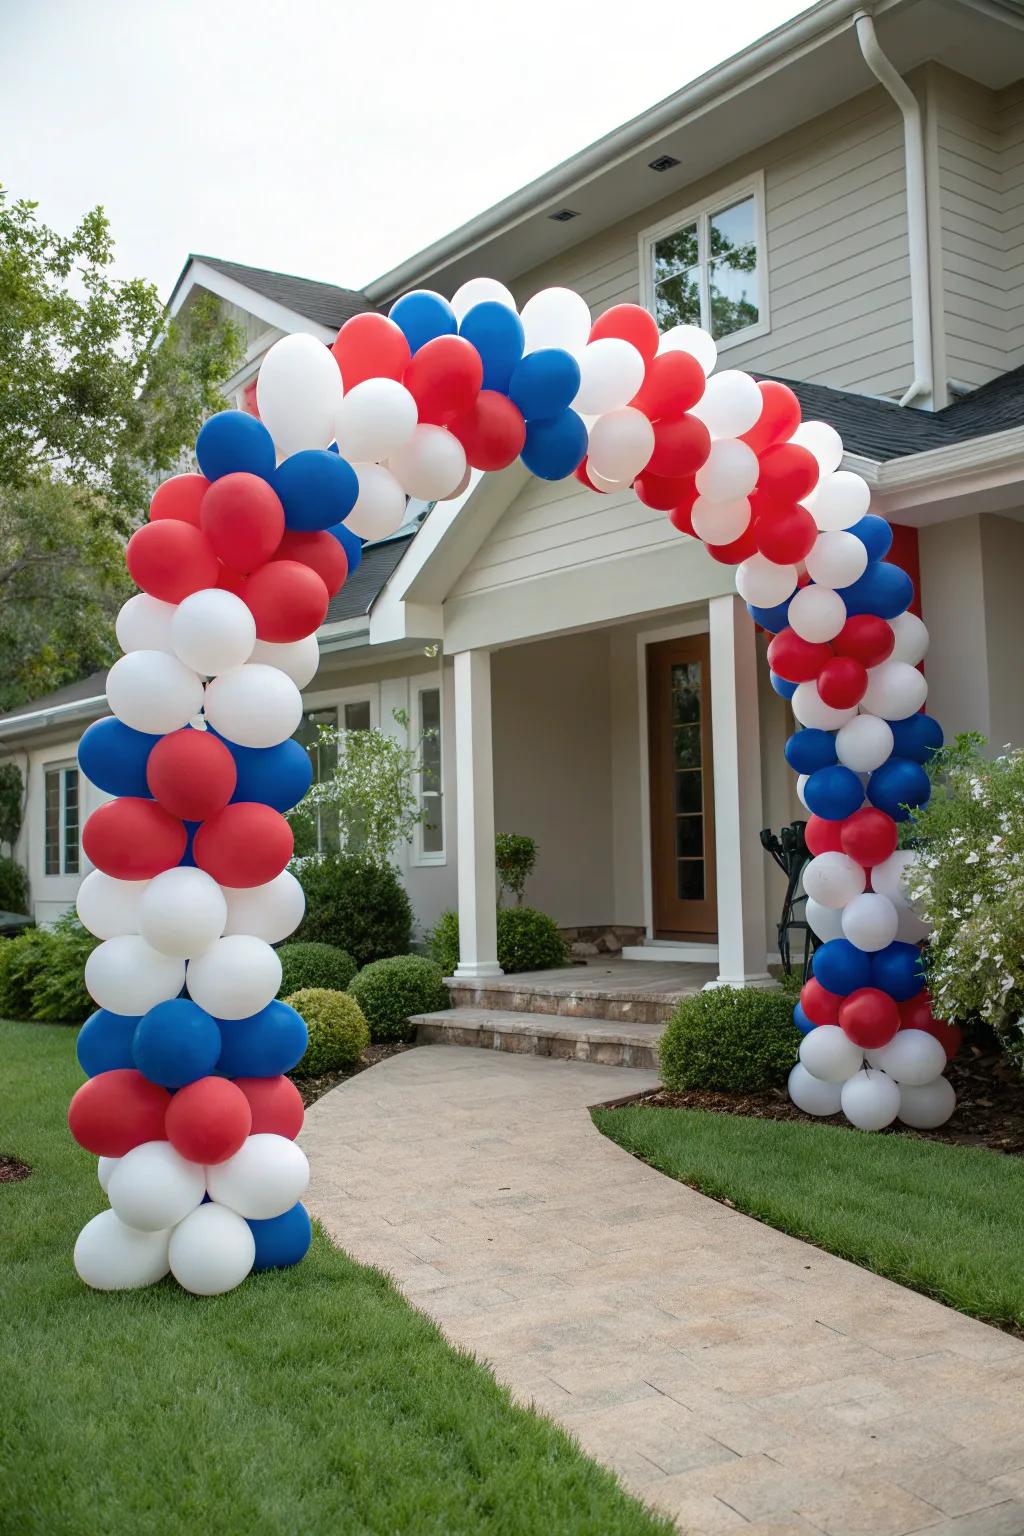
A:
[[452, 649, 502, 978], [709, 593, 771, 987]]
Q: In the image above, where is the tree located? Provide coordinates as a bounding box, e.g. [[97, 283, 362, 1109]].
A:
[[290, 713, 425, 868]]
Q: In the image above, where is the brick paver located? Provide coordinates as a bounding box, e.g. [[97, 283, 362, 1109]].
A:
[[301, 1046, 1024, 1535]]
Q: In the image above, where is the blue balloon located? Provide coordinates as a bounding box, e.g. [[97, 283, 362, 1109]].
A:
[[889, 712, 943, 764], [459, 302, 525, 393], [178, 821, 200, 868], [770, 671, 798, 700], [389, 291, 457, 353], [839, 561, 913, 619], [196, 410, 276, 483], [803, 764, 864, 821], [785, 728, 838, 776], [327, 520, 363, 571], [793, 1002, 816, 1036], [78, 717, 155, 798], [867, 757, 931, 821], [871, 941, 924, 1002], [273, 450, 358, 532], [508, 348, 581, 422], [248, 1202, 313, 1271], [77, 1010, 139, 1077], [216, 1000, 308, 1078], [813, 938, 872, 997], [520, 410, 588, 481], [132, 999, 221, 1090], [226, 738, 313, 813], [747, 599, 791, 634], [848, 514, 893, 563]]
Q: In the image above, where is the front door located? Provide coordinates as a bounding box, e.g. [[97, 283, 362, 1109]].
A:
[[647, 635, 717, 937]]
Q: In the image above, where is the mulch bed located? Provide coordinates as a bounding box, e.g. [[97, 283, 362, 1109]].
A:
[[292, 1043, 414, 1108], [0, 1154, 31, 1182], [631, 1043, 1024, 1157]]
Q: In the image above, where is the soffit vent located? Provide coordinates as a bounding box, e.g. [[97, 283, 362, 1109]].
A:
[[648, 154, 680, 172], [547, 208, 580, 222]]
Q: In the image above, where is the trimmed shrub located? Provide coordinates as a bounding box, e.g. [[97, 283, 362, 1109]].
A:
[[294, 854, 412, 967], [0, 855, 29, 915], [427, 906, 568, 977], [428, 911, 460, 976], [277, 941, 357, 999], [348, 954, 449, 1043], [285, 988, 370, 1076], [658, 985, 799, 1094], [0, 914, 96, 1024]]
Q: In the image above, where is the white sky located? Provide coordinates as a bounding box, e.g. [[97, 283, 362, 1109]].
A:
[[2, 0, 809, 301]]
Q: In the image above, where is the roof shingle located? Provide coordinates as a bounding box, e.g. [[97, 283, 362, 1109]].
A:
[[185, 255, 376, 330]]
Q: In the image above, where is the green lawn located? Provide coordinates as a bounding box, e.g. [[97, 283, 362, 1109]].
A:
[[1, 1020, 670, 1536], [594, 1103, 1024, 1331]]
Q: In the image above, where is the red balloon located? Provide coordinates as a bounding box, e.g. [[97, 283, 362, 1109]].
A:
[[234, 1076, 304, 1139], [634, 469, 695, 512], [146, 729, 237, 822], [667, 480, 700, 534], [801, 977, 842, 1026], [448, 391, 526, 471], [243, 560, 328, 643], [589, 303, 660, 364], [192, 802, 294, 888], [404, 335, 482, 425], [740, 381, 802, 454], [83, 798, 187, 880], [840, 807, 898, 867], [806, 814, 845, 855], [165, 1077, 252, 1165], [631, 352, 704, 418], [647, 413, 711, 478], [274, 529, 348, 597], [767, 628, 833, 684], [150, 473, 209, 527], [201, 472, 285, 574], [833, 614, 895, 669], [706, 522, 760, 565], [900, 993, 962, 1058], [574, 458, 600, 492], [754, 503, 817, 564], [817, 655, 868, 709], [68, 1069, 171, 1157], [756, 443, 819, 504], [217, 563, 249, 597], [125, 520, 219, 604], [332, 312, 410, 389], [838, 987, 900, 1050]]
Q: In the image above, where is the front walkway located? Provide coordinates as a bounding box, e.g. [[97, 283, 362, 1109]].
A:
[[302, 1047, 1024, 1536]]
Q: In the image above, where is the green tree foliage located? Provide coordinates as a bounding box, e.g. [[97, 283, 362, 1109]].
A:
[[495, 833, 537, 906], [291, 713, 425, 867]]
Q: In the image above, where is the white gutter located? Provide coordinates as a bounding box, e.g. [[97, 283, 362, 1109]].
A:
[[853, 11, 934, 409], [0, 695, 107, 743]]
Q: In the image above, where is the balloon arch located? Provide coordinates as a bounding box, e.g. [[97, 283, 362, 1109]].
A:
[[68, 279, 955, 1295]]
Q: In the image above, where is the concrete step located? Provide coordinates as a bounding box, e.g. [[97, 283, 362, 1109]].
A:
[[443, 965, 709, 1026], [410, 1008, 664, 1071]]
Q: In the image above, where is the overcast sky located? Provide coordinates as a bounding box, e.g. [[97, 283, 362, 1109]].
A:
[[3, 0, 809, 301]]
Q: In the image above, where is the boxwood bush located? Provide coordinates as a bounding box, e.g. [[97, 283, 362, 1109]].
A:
[[0, 855, 29, 915], [284, 988, 370, 1076], [428, 907, 568, 976], [294, 854, 412, 967], [0, 914, 96, 1024], [277, 941, 357, 999], [658, 985, 800, 1094], [348, 954, 449, 1043]]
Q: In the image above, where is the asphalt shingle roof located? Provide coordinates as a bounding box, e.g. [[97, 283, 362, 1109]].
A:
[[325, 534, 415, 622], [185, 255, 376, 330]]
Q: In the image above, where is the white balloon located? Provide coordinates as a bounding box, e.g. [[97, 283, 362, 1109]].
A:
[[76, 871, 147, 939], [788, 1063, 843, 1117], [520, 287, 592, 355], [867, 1029, 947, 1087], [106, 650, 204, 736], [806, 471, 871, 531], [116, 594, 176, 654], [805, 898, 845, 942], [186, 935, 282, 1020], [204, 664, 303, 749], [343, 463, 407, 541], [249, 634, 320, 690], [836, 715, 894, 773], [803, 851, 866, 909], [657, 323, 717, 376], [897, 1075, 956, 1129], [805, 532, 868, 590], [573, 340, 646, 415], [207, 1133, 310, 1220], [841, 891, 899, 952], [171, 588, 256, 677], [450, 277, 517, 323], [107, 1140, 207, 1231], [870, 849, 919, 909], [796, 773, 809, 810], [97, 1155, 119, 1193], [388, 426, 466, 501], [800, 1025, 864, 1084], [256, 333, 343, 457], [334, 378, 418, 463], [841, 1068, 901, 1130], [691, 370, 762, 438], [588, 468, 633, 493], [586, 407, 654, 482], [791, 421, 843, 477], [443, 464, 473, 501], [168, 1202, 256, 1296], [138, 867, 227, 958], [736, 554, 798, 608], [788, 584, 847, 644], [223, 871, 306, 945], [84, 936, 186, 1015], [861, 661, 928, 721], [889, 612, 929, 666], [791, 681, 858, 730], [691, 496, 751, 546], [695, 438, 759, 503], [74, 1209, 171, 1291]]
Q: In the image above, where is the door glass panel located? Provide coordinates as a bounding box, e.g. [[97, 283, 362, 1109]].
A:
[[675, 771, 702, 815], [677, 860, 705, 901], [671, 660, 704, 906], [676, 816, 704, 859]]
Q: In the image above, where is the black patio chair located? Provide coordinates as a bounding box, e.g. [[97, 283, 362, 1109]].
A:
[[760, 820, 815, 979]]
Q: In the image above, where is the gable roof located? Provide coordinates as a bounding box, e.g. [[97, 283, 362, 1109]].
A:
[[325, 533, 416, 623], [170, 255, 376, 330]]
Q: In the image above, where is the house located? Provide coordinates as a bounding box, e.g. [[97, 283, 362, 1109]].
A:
[[3, 0, 1023, 988]]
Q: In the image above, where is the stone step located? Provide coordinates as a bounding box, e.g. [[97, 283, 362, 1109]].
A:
[[410, 1008, 664, 1071], [443, 967, 707, 1026]]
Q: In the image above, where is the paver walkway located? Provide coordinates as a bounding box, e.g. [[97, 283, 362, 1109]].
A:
[[302, 1046, 1024, 1536]]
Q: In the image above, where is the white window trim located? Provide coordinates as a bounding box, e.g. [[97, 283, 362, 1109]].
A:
[[638, 170, 770, 354], [43, 759, 80, 879], [411, 675, 446, 868], [303, 683, 380, 730]]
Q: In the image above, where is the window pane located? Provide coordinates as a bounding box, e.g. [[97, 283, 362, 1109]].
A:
[[63, 769, 79, 875], [677, 860, 705, 901], [655, 269, 701, 330], [344, 701, 371, 732], [674, 723, 702, 770], [422, 797, 443, 854], [653, 224, 698, 281], [671, 662, 701, 724], [676, 816, 704, 859], [675, 771, 702, 815], [44, 771, 59, 877], [419, 688, 443, 855], [709, 196, 760, 340]]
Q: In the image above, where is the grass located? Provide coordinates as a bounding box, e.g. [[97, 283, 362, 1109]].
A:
[[593, 1102, 1024, 1332], [0, 1020, 670, 1536]]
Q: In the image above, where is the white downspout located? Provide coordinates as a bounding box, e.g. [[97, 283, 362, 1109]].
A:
[[854, 10, 934, 409]]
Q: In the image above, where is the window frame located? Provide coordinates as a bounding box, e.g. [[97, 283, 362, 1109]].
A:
[[638, 171, 770, 352], [295, 686, 380, 856], [411, 676, 446, 868], [43, 760, 81, 878]]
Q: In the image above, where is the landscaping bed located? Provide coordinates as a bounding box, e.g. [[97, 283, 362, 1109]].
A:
[[293, 1042, 414, 1107]]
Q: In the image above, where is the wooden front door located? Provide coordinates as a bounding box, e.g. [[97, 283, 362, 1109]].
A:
[[647, 635, 717, 937]]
